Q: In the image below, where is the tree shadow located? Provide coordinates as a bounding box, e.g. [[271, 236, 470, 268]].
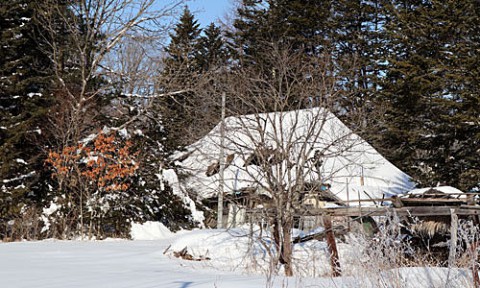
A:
[[172, 281, 193, 288]]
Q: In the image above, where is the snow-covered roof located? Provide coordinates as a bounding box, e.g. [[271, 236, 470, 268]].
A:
[[406, 186, 464, 196], [175, 108, 415, 204]]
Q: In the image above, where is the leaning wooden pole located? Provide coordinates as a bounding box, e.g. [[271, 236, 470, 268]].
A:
[[323, 215, 341, 277]]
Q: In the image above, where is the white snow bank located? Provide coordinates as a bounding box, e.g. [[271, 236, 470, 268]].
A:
[[168, 227, 334, 276], [0, 240, 281, 288], [167, 228, 478, 287], [130, 221, 174, 240]]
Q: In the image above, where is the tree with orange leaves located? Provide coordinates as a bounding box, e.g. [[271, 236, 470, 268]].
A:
[[46, 131, 139, 239]]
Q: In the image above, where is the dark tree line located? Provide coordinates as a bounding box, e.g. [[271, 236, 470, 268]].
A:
[[0, 0, 60, 231], [378, 0, 480, 191]]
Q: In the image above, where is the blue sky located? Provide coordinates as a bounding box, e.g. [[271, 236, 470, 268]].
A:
[[187, 0, 234, 26]]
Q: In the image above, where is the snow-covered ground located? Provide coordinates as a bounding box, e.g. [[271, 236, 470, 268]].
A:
[[0, 223, 476, 288], [0, 239, 277, 288]]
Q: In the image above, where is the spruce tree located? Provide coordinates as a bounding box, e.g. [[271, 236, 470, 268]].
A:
[[267, 0, 332, 55], [126, 107, 195, 232], [197, 23, 227, 72], [444, 0, 480, 191], [159, 6, 202, 151], [231, 0, 332, 65], [229, 0, 268, 65], [230, 0, 336, 111], [163, 6, 202, 80], [0, 0, 56, 229], [330, 0, 386, 111], [377, 0, 480, 190]]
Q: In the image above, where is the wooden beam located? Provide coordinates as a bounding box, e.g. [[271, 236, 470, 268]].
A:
[[302, 206, 480, 217], [399, 198, 468, 205]]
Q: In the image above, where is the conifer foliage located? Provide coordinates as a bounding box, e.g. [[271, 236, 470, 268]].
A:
[[0, 0, 56, 228], [0, 0, 195, 240], [378, 0, 480, 190], [159, 7, 227, 151], [229, 0, 268, 64], [197, 23, 227, 72], [228, 0, 479, 191], [159, 7, 203, 151]]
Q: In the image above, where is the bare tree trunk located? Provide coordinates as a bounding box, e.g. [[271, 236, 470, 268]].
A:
[[281, 217, 294, 276], [36, 0, 186, 239], [197, 42, 374, 278], [272, 215, 281, 270]]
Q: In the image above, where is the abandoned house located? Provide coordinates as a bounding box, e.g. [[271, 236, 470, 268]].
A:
[[174, 108, 416, 228]]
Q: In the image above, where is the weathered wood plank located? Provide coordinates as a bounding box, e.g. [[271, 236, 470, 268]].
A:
[[448, 209, 458, 268], [301, 206, 480, 217], [399, 198, 468, 204]]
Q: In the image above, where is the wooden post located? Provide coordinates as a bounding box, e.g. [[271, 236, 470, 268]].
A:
[[472, 242, 479, 288], [449, 209, 458, 267], [323, 215, 341, 277], [468, 194, 476, 206]]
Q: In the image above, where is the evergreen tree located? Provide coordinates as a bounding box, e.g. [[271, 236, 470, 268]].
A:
[[227, 0, 479, 190], [377, 0, 480, 190], [0, 0, 57, 230], [128, 108, 195, 232], [330, 0, 386, 112], [197, 23, 227, 72], [449, 1, 480, 191], [231, 0, 332, 65], [230, 0, 336, 110], [159, 6, 203, 151], [267, 0, 332, 55], [163, 6, 202, 81], [229, 0, 268, 65], [0, 0, 112, 239]]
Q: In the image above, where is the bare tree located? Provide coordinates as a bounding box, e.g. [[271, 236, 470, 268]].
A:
[[176, 44, 402, 276], [36, 0, 186, 145], [102, 31, 169, 96], [223, 48, 345, 276]]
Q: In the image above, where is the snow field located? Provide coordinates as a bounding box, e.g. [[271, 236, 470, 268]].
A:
[[0, 222, 477, 288]]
